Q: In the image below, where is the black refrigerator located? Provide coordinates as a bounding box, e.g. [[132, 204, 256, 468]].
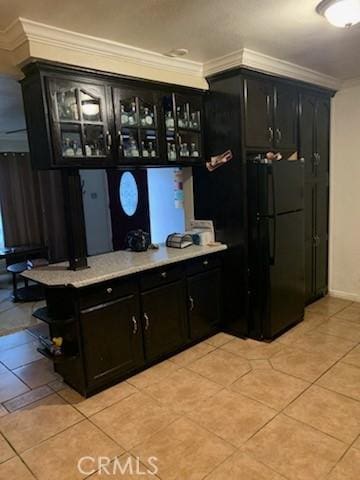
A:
[[248, 156, 305, 339]]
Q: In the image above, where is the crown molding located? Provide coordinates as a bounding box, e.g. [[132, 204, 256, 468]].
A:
[[204, 47, 341, 90], [2, 17, 342, 90], [4, 18, 203, 78]]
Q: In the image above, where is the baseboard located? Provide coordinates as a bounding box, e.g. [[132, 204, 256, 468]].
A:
[[329, 289, 360, 303]]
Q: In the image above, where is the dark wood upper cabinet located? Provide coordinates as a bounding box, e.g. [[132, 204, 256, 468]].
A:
[[244, 76, 298, 151], [299, 93, 317, 179], [47, 78, 115, 168], [244, 77, 273, 149], [113, 87, 163, 165], [21, 62, 205, 169], [80, 293, 144, 388], [274, 84, 297, 150], [315, 97, 330, 179], [141, 280, 187, 362]]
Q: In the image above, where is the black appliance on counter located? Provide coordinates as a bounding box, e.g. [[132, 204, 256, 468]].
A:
[[247, 156, 305, 339], [125, 230, 151, 252]]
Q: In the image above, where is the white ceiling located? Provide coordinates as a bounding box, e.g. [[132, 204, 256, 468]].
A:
[[0, 0, 360, 80]]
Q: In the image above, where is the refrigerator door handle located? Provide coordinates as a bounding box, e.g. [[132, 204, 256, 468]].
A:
[[268, 165, 277, 265], [269, 216, 276, 266]]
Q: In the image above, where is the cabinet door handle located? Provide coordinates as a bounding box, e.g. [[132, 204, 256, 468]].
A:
[[105, 131, 112, 151], [314, 153, 321, 166], [189, 296, 194, 311], [144, 313, 150, 330], [268, 127, 274, 144], [203, 260, 209, 266], [160, 271, 167, 278], [106, 287, 113, 294], [276, 128, 282, 143], [132, 315, 138, 334]]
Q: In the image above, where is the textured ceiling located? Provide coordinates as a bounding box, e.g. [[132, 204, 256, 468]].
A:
[[0, 0, 360, 80]]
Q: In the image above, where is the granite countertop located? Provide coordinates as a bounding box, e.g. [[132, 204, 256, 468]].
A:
[[22, 244, 227, 288]]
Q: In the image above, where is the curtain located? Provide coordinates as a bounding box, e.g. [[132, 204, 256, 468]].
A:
[[0, 153, 67, 262], [0, 153, 43, 246]]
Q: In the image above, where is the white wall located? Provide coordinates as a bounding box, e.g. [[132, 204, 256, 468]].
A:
[[330, 83, 360, 301], [147, 168, 186, 244]]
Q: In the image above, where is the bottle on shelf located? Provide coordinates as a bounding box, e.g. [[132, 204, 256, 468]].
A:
[[141, 107, 154, 127], [190, 143, 199, 157], [141, 141, 149, 157], [128, 101, 137, 126], [85, 144, 92, 156], [120, 104, 129, 126], [73, 141, 82, 156], [165, 111, 175, 130], [177, 106, 185, 128], [63, 138, 75, 157], [149, 141, 156, 157], [183, 109, 189, 128], [190, 112, 199, 129], [168, 143, 177, 161], [180, 143, 189, 157], [129, 136, 139, 157]]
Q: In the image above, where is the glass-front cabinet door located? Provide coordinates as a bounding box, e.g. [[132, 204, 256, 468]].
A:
[[163, 93, 203, 165], [47, 78, 114, 166], [113, 88, 161, 165]]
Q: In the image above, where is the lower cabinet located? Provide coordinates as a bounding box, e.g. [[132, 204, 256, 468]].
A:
[[141, 280, 187, 362], [44, 253, 223, 396], [188, 269, 221, 340], [80, 294, 144, 387]]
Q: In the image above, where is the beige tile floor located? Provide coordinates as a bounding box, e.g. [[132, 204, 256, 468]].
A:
[[0, 273, 45, 336], [0, 295, 360, 479]]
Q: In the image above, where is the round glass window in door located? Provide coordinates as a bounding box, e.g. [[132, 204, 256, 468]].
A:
[[119, 171, 139, 216]]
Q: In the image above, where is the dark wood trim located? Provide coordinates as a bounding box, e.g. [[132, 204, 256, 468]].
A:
[[61, 169, 88, 270]]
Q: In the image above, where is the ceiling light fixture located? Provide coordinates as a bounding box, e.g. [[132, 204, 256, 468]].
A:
[[316, 0, 360, 27], [164, 48, 189, 58]]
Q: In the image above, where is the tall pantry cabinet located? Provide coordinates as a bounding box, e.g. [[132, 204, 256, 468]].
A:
[[299, 92, 331, 303]]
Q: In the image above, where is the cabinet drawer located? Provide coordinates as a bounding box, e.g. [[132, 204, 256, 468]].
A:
[[140, 264, 184, 291], [78, 278, 137, 309], [186, 255, 221, 276]]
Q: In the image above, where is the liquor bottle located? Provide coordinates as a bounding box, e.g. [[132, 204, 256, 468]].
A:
[[129, 137, 139, 157], [63, 138, 74, 156], [177, 106, 185, 128], [141, 141, 149, 157], [128, 101, 137, 126], [149, 142, 156, 157], [165, 111, 174, 129], [142, 107, 154, 126], [190, 112, 199, 129], [120, 104, 129, 125], [168, 143, 177, 161], [73, 141, 82, 156], [190, 143, 199, 157]]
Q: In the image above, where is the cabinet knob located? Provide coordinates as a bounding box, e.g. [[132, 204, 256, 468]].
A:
[[203, 260, 209, 266], [106, 287, 113, 294], [161, 271, 167, 278]]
